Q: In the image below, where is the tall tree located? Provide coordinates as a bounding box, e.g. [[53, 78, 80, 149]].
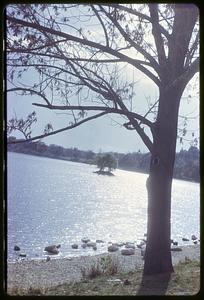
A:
[[6, 4, 199, 275]]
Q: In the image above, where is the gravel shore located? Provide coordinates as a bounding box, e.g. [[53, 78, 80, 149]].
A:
[[6, 245, 200, 294]]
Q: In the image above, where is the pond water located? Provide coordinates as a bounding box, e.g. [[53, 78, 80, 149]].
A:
[[7, 152, 200, 261]]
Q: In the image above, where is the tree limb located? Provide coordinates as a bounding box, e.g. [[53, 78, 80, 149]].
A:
[[101, 4, 171, 39], [168, 4, 199, 72], [185, 32, 199, 67], [7, 87, 51, 105], [7, 111, 108, 144], [124, 118, 153, 152], [21, 38, 68, 52], [139, 99, 159, 125], [99, 5, 160, 73], [7, 15, 161, 87], [7, 48, 152, 66], [91, 5, 109, 47], [31, 103, 153, 127], [167, 57, 199, 90], [148, 4, 167, 72]]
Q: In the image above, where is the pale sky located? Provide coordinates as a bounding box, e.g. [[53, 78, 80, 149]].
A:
[[6, 4, 199, 153], [7, 73, 199, 153]]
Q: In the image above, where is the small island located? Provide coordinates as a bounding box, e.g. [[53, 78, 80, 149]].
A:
[[94, 153, 117, 176], [94, 170, 115, 176]]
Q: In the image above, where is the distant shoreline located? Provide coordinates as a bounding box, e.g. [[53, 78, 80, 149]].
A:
[[7, 150, 199, 183]]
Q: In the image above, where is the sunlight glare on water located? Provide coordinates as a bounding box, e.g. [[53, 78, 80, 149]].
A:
[[7, 152, 199, 260]]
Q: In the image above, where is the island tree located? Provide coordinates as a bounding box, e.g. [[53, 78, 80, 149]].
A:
[[6, 4, 199, 275], [96, 153, 117, 173]]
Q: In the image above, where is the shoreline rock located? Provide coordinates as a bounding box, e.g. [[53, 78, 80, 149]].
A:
[[44, 245, 60, 255], [14, 245, 20, 251], [19, 253, 26, 257], [87, 241, 96, 248], [125, 243, 135, 249], [191, 235, 197, 241], [121, 248, 135, 256], [71, 244, 78, 249], [81, 238, 90, 243], [108, 245, 119, 252], [182, 237, 189, 242], [96, 240, 104, 243], [171, 247, 182, 251]]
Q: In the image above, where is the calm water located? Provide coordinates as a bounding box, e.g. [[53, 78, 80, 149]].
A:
[[7, 152, 200, 261]]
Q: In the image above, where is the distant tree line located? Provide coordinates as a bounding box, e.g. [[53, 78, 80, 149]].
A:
[[117, 147, 200, 182], [7, 137, 199, 182], [7, 136, 95, 163]]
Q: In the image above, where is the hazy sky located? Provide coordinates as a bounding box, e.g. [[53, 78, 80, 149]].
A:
[[7, 72, 199, 153]]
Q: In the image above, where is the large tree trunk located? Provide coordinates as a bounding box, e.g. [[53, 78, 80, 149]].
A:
[[144, 150, 174, 275], [143, 86, 184, 275]]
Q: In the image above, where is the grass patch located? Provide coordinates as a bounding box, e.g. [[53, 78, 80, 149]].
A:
[[8, 259, 200, 296], [8, 286, 45, 296], [166, 258, 200, 295], [81, 255, 119, 279]]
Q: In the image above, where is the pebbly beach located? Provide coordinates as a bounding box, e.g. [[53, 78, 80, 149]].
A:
[[7, 244, 200, 295]]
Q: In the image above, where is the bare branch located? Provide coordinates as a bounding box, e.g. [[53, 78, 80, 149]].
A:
[[7, 15, 161, 87], [7, 87, 51, 106], [7, 48, 152, 66], [22, 38, 68, 52], [185, 32, 199, 67], [167, 57, 199, 90], [102, 4, 171, 39], [7, 111, 108, 144], [99, 5, 160, 73], [31, 103, 153, 127], [139, 99, 159, 125], [125, 118, 153, 152], [148, 4, 167, 70], [91, 5, 109, 47]]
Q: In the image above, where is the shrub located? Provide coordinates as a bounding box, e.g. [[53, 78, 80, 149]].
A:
[[81, 255, 118, 279]]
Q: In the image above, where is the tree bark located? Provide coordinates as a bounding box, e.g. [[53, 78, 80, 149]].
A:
[[144, 155, 174, 275], [143, 85, 184, 275]]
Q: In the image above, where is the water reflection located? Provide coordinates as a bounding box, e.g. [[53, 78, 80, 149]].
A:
[[7, 152, 199, 260]]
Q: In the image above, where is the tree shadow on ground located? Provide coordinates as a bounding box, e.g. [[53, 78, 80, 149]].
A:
[[137, 272, 171, 295]]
